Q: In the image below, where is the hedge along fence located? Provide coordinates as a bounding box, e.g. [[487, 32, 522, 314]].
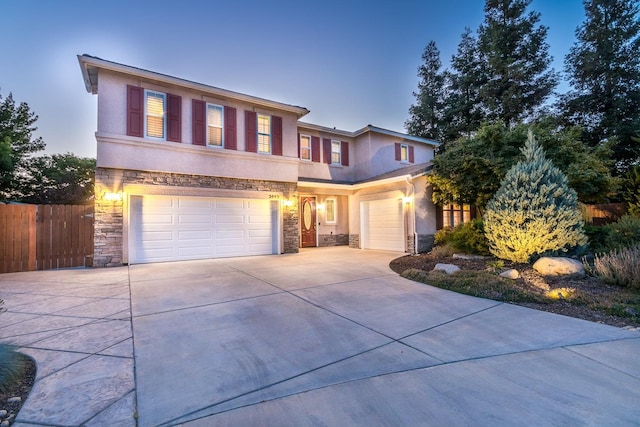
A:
[[0, 204, 94, 273]]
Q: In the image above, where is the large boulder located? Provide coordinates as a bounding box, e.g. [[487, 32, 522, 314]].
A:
[[433, 263, 461, 274], [533, 257, 585, 277]]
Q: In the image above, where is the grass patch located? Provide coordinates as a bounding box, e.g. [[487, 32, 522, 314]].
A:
[[401, 268, 550, 304], [0, 343, 29, 394]]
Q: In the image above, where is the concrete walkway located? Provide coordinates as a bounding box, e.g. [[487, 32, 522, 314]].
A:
[[1, 247, 639, 426]]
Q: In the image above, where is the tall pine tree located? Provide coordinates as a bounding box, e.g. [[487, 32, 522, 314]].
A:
[[563, 0, 640, 173], [443, 28, 487, 141], [483, 130, 587, 263], [478, 0, 558, 127], [405, 41, 447, 141]]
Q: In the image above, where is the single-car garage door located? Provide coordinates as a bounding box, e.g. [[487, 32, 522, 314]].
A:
[[129, 195, 277, 264], [360, 198, 405, 252]]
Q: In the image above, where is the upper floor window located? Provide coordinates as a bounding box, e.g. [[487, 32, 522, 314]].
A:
[[400, 144, 409, 162], [145, 90, 166, 139], [395, 142, 414, 163], [300, 135, 311, 160], [207, 104, 224, 147], [331, 140, 341, 165], [257, 114, 271, 153]]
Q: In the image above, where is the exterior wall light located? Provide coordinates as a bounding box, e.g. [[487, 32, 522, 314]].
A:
[[103, 192, 123, 202], [317, 203, 325, 211], [402, 196, 413, 204], [282, 199, 294, 207]]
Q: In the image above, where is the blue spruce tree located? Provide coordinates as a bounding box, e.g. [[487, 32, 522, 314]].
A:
[[483, 130, 587, 262]]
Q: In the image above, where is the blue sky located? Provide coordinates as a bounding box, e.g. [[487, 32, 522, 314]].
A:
[[1, 0, 585, 158]]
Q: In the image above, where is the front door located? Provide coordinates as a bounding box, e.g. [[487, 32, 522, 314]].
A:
[[300, 196, 317, 247]]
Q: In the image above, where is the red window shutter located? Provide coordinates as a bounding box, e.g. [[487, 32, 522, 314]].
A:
[[192, 99, 206, 146], [409, 145, 415, 163], [245, 110, 257, 152], [127, 85, 144, 137], [272, 115, 283, 156], [167, 94, 182, 142], [395, 142, 401, 161], [224, 106, 237, 150], [341, 141, 349, 166], [297, 133, 301, 158], [323, 138, 331, 164], [311, 136, 320, 162]]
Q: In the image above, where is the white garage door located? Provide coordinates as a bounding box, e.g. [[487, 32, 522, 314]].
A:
[[129, 195, 277, 264], [361, 198, 405, 252]]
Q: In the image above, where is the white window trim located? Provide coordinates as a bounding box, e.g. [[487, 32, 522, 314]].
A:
[[144, 90, 166, 140], [257, 113, 272, 154], [300, 134, 312, 161], [331, 139, 341, 165], [325, 197, 337, 224], [400, 143, 409, 163], [207, 103, 224, 148]]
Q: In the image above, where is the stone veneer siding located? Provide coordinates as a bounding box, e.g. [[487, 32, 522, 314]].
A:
[[318, 234, 349, 247], [349, 234, 360, 249], [94, 167, 298, 267], [416, 234, 435, 253]]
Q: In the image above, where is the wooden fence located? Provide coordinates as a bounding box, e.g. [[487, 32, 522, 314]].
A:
[[582, 203, 627, 225], [0, 204, 94, 274]]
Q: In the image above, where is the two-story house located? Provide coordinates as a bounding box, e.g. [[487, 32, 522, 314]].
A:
[[78, 55, 440, 267]]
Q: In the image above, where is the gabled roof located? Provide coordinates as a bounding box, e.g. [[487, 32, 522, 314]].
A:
[[297, 121, 440, 147], [77, 54, 310, 118]]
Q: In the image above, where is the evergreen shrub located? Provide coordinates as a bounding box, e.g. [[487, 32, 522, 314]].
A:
[[483, 131, 587, 263]]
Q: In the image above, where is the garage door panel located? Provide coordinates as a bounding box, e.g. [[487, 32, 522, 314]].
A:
[[130, 195, 275, 264], [139, 231, 174, 241], [178, 215, 212, 225]]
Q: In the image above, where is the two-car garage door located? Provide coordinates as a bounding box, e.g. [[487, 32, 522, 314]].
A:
[[129, 195, 277, 264]]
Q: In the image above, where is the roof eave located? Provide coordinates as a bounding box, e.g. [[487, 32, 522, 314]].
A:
[[77, 55, 310, 117]]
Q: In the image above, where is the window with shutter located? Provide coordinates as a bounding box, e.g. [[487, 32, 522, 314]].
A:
[[331, 140, 341, 165], [257, 114, 271, 153], [224, 106, 237, 150], [145, 90, 166, 139], [341, 141, 349, 166], [300, 134, 311, 160], [245, 110, 257, 152], [311, 136, 320, 162], [207, 104, 224, 147], [192, 99, 206, 146], [127, 85, 143, 137], [167, 94, 181, 142]]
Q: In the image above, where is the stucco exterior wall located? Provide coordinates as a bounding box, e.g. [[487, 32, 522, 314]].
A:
[[354, 132, 435, 181], [96, 70, 301, 180]]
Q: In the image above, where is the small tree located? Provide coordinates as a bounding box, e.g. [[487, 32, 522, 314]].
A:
[[483, 130, 587, 262]]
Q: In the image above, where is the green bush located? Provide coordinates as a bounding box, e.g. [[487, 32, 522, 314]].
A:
[[484, 131, 587, 263], [588, 245, 640, 289], [587, 215, 640, 254], [433, 219, 490, 255]]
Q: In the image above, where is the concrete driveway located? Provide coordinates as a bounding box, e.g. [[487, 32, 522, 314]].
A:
[[2, 247, 640, 426]]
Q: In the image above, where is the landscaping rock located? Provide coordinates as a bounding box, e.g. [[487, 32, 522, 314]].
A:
[[500, 269, 520, 279], [433, 263, 460, 274], [0, 410, 6, 418], [533, 257, 585, 277]]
